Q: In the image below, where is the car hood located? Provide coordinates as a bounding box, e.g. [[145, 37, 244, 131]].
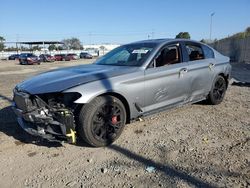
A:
[[16, 64, 138, 94]]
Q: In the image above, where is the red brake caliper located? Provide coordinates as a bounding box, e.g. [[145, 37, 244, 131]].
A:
[[111, 115, 118, 124]]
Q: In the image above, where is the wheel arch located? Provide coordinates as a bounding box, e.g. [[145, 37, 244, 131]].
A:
[[209, 72, 230, 93], [218, 72, 229, 88]]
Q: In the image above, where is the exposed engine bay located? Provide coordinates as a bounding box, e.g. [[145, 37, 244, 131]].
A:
[[12, 89, 81, 142]]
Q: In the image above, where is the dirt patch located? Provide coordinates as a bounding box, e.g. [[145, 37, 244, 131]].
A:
[[0, 68, 38, 75], [134, 129, 143, 134], [14, 140, 25, 146], [27, 151, 37, 157]]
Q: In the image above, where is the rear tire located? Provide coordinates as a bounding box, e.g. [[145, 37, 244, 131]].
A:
[[78, 96, 126, 147], [207, 75, 227, 105]]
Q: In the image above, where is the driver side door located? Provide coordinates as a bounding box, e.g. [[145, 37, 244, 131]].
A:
[[143, 43, 191, 113]]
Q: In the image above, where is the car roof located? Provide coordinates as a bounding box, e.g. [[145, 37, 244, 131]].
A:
[[130, 38, 172, 44], [129, 38, 204, 46], [20, 53, 34, 56]]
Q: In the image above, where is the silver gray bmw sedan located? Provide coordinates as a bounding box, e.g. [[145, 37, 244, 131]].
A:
[[12, 39, 231, 147]]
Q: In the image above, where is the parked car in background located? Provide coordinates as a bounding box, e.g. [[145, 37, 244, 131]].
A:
[[8, 54, 20, 60], [54, 54, 67, 61], [80, 52, 93, 59], [12, 39, 231, 147], [19, 53, 40, 65], [66, 53, 79, 60], [39, 54, 55, 62]]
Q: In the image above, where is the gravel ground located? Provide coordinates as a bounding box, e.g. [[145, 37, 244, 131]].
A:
[[0, 60, 249, 188]]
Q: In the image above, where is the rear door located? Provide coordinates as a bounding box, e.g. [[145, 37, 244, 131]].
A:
[[143, 43, 191, 113], [183, 42, 215, 101]]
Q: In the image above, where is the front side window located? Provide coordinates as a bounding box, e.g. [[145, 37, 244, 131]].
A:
[[95, 43, 156, 66], [185, 44, 204, 61], [154, 44, 181, 67]]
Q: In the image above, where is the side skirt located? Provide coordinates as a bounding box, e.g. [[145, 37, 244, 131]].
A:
[[131, 96, 207, 122]]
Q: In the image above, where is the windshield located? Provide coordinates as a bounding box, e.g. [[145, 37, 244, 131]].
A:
[[95, 43, 157, 66]]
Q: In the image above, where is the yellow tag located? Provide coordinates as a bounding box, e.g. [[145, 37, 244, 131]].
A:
[[66, 129, 76, 144]]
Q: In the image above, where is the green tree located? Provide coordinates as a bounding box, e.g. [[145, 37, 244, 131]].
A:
[[246, 27, 250, 33], [48, 44, 57, 51], [200, 39, 206, 43], [62, 37, 82, 50], [57, 46, 63, 50], [5, 46, 18, 51], [20, 46, 29, 51], [245, 27, 250, 37], [175, 32, 191, 39], [99, 45, 107, 54], [0, 36, 5, 51], [32, 45, 41, 51]]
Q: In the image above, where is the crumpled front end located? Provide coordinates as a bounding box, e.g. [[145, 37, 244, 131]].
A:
[[12, 88, 81, 142]]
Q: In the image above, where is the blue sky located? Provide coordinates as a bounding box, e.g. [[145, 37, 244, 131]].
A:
[[0, 0, 249, 44]]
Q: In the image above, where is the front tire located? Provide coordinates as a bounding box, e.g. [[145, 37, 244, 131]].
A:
[[78, 96, 126, 147], [207, 75, 227, 105]]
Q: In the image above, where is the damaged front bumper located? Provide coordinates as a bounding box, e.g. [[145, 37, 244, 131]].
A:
[[12, 90, 77, 143]]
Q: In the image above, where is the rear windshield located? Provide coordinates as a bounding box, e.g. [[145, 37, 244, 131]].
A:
[[20, 53, 33, 57]]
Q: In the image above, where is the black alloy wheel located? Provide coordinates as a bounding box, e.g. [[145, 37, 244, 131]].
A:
[[208, 75, 227, 105], [78, 96, 126, 147]]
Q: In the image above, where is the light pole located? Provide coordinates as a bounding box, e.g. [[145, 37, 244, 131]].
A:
[[210, 12, 215, 41]]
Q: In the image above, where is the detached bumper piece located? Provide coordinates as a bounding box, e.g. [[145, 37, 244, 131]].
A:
[[12, 90, 77, 143]]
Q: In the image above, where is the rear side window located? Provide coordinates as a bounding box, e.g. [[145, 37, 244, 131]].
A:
[[20, 53, 32, 57], [185, 44, 204, 61], [202, 45, 214, 59]]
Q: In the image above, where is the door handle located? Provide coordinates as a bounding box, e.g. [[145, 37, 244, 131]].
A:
[[179, 68, 188, 74], [179, 68, 188, 77], [209, 63, 215, 70]]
